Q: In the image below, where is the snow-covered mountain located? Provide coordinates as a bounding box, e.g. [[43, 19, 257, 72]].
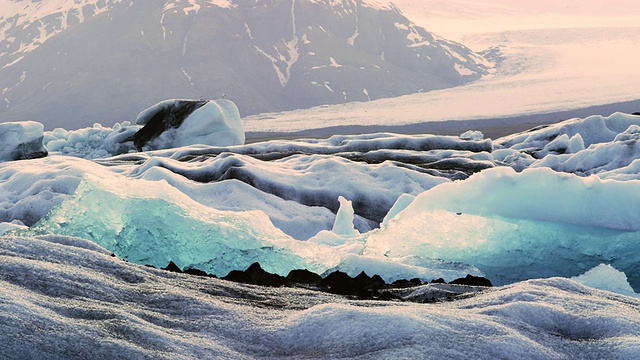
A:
[[0, 0, 487, 129]]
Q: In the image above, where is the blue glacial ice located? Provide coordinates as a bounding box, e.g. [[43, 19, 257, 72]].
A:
[[18, 172, 481, 282], [364, 166, 640, 289]]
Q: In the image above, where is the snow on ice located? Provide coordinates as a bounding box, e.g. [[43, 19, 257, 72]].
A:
[[0, 234, 639, 358]]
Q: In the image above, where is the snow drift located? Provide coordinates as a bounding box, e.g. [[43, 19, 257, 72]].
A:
[[0, 234, 638, 359]]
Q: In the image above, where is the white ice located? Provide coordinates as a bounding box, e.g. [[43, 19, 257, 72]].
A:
[[331, 196, 359, 236], [42, 99, 245, 158], [43, 121, 139, 159], [573, 264, 639, 298], [363, 166, 640, 288], [141, 100, 245, 150], [0, 121, 46, 162]]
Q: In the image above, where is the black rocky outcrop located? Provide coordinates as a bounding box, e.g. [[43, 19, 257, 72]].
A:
[[160, 261, 493, 302], [449, 274, 493, 287], [133, 100, 208, 150], [392, 278, 424, 288], [162, 261, 183, 273], [286, 269, 323, 285], [184, 267, 213, 277], [223, 262, 287, 287], [318, 271, 391, 299]]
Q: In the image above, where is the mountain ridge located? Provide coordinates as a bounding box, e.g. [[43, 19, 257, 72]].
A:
[[0, 0, 488, 129]]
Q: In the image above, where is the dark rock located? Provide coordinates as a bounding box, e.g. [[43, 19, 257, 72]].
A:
[[223, 262, 287, 287], [222, 269, 249, 284], [162, 261, 183, 273], [354, 272, 387, 290], [318, 271, 387, 298], [378, 291, 403, 301], [392, 278, 423, 288], [184, 267, 209, 277], [286, 269, 323, 285], [318, 271, 360, 296], [449, 274, 493, 287], [430, 278, 446, 284], [133, 99, 208, 150], [633, 112, 640, 116]]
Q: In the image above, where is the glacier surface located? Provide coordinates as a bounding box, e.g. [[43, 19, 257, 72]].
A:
[[5, 112, 640, 291], [0, 234, 639, 359]]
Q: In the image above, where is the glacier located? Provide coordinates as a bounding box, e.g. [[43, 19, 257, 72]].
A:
[[2, 111, 640, 358], [5, 112, 640, 291]]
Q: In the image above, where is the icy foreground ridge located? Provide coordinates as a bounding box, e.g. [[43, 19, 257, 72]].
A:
[[1, 234, 639, 359]]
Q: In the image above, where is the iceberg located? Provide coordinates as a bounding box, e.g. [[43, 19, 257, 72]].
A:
[[364, 167, 640, 289], [331, 196, 359, 236], [43, 122, 139, 159], [0, 121, 48, 162], [20, 174, 324, 276], [134, 99, 245, 150], [572, 264, 638, 298]]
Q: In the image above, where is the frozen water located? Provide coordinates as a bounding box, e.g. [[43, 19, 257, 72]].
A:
[[17, 174, 475, 282], [137, 99, 245, 150], [0, 121, 47, 162], [7, 112, 640, 290], [381, 193, 415, 226], [20, 174, 324, 276], [43, 122, 139, 159], [0, 156, 101, 225], [331, 196, 359, 236], [0, 220, 26, 235], [41, 100, 244, 158], [364, 166, 640, 289], [573, 264, 638, 298]]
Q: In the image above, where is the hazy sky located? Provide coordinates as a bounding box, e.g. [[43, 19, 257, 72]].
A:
[[392, 0, 640, 41]]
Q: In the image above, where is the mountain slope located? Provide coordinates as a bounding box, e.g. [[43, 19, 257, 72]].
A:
[[0, 0, 487, 129]]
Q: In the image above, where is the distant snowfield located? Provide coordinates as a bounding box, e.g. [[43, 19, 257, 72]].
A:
[[243, 0, 640, 133]]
